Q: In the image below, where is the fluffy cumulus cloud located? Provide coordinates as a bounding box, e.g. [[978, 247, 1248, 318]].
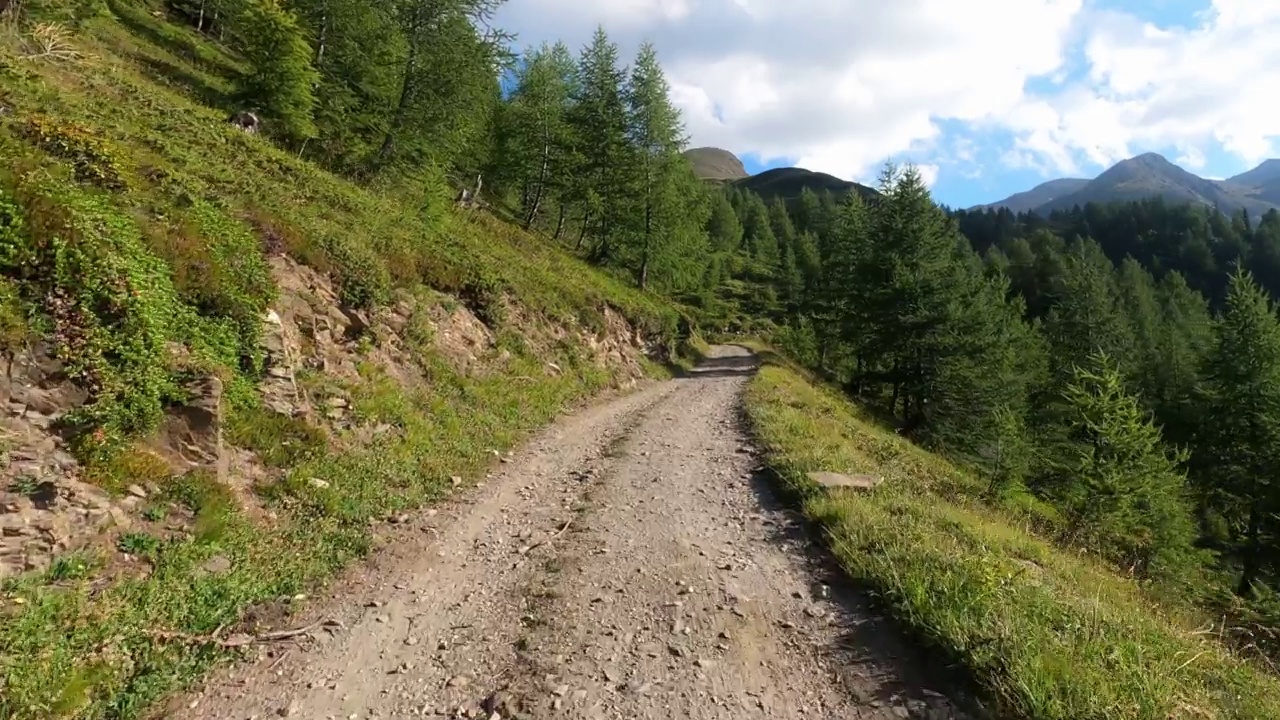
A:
[[494, 0, 1280, 186]]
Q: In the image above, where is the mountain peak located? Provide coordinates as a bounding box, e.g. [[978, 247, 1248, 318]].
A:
[[979, 152, 1280, 218], [1227, 159, 1280, 189], [683, 147, 748, 181]]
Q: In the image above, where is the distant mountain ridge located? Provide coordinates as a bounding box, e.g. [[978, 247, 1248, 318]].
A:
[[683, 147, 877, 203], [979, 154, 1280, 217]]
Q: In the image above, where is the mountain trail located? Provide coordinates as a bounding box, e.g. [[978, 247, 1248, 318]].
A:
[[170, 346, 964, 720]]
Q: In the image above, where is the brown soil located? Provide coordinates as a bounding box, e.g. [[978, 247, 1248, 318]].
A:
[[170, 346, 965, 720]]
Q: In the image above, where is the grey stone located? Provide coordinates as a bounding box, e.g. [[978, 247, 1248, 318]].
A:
[[806, 471, 883, 491]]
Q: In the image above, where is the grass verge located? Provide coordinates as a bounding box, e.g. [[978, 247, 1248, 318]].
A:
[[743, 356, 1280, 720], [0, 7, 692, 718]]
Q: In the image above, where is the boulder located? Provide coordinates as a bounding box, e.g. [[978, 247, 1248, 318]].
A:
[[806, 471, 883, 491]]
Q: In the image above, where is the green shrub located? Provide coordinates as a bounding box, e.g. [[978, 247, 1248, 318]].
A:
[[227, 0, 319, 141], [0, 178, 176, 444], [21, 116, 127, 190]]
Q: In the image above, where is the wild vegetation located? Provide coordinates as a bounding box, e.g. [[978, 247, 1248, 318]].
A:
[[721, 168, 1280, 711], [3, 0, 1280, 717], [0, 1, 697, 716]]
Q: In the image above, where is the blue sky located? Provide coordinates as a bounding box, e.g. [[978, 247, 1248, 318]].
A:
[[496, 0, 1280, 208]]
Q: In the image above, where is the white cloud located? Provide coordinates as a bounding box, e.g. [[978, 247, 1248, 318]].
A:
[[496, 0, 1083, 184], [495, 0, 1280, 187], [915, 164, 941, 188], [1011, 1, 1280, 173]]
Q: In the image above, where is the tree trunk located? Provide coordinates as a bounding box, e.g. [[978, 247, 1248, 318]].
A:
[[553, 202, 567, 241], [197, 0, 206, 32], [1237, 503, 1263, 596], [576, 212, 590, 250], [376, 42, 418, 167], [525, 133, 550, 229], [315, 2, 329, 65]]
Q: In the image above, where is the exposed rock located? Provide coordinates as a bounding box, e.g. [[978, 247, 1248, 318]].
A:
[[806, 471, 883, 491], [229, 110, 261, 134], [201, 555, 233, 575], [148, 375, 225, 479]]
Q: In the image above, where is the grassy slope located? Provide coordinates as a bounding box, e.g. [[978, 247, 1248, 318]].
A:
[[742, 352, 1280, 720], [0, 5, 691, 718]]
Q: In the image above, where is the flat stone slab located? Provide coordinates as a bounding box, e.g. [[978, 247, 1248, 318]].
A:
[[807, 471, 883, 491]]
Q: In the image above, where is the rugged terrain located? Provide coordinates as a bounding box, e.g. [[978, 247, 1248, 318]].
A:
[[168, 346, 961, 720], [980, 152, 1280, 216]]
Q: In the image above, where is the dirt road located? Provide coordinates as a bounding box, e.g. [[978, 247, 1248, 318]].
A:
[[175, 346, 964, 720]]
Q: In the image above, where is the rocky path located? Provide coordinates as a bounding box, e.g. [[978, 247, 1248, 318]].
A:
[[173, 346, 962, 720]]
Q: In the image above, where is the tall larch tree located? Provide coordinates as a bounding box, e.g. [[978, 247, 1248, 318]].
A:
[[570, 27, 631, 260], [1199, 269, 1280, 595]]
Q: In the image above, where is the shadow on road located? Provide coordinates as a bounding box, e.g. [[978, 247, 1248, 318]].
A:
[[733, 426, 988, 719]]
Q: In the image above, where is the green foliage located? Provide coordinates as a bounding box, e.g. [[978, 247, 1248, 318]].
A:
[[21, 116, 127, 190], [0, 177, 177, 443], [225, 401, 327, 468], [1054, 353, 1201, 583], [745, 359, 1280, 720], [1197, 269, 1280, 596], [225, 0, 320, 141], [0, 274, 31, 351], [569, 26, 631, 258]]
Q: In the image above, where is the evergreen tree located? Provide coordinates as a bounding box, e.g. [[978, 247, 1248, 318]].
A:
[[622, 43, 707, 290], [740, 193, 778, 266], [1151, 271, 1212, 448], [1057, 352, 1200, 582], [1040, 238, 1133, 388], [569, 27, 631, 260], [705, 191, 743, 253], [1199, 270, 1280, 595], [1115, 257, 1164, 400], [374, 0, 510, 170], [496, 42, 577, 229], [231, 0, 320, 142], [288, 0, 402, 167]]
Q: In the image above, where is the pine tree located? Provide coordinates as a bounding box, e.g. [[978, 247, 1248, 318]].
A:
[[621, 43, 707, 290], [374, 0, 510, 170], [1057, 352, 1200, 582], [815, 192, 870, 374], [231, 0, 321, 142], [857, 163, 962, 427], [705, 191, 743, 253], [1199, 269, 1280, 595], [793, 187, 821, 236], [1151, 271, 1212, 448], [1040, 238, 1134, 388], [496, 42, 577, 229], [740, 193, 778, 266], [1115, 257, 1164, 400], [287, 0, 402, 167], [569, 27, 631, 259]]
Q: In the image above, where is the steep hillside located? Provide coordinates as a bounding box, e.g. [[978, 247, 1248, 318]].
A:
[[1036, 153, 1278, 216], [977, 177, 1089, 213], [683, 146, 748, 181], [732, 166, 877, 203], [1226, 159, 1280, 189], [745, 351, 1280, 720], [982, 154, 1280, 216], [0, 5, 696, 716], [1227, 160, 1280, 206]]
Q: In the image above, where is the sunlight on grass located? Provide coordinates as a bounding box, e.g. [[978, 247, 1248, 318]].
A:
[[744, 361, 1280, 720]]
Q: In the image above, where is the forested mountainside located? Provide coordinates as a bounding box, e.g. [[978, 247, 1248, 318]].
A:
[[2, 0, 1280, 717]]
